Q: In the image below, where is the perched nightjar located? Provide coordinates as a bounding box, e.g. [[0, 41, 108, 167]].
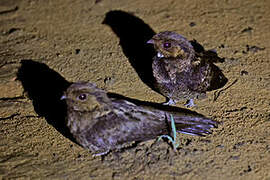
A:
[[61, 82, 218, 156], [147, 31, 228, 107]]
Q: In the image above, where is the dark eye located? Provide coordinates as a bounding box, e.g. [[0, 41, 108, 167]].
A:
[[78, 93, 87, 101], [163, 42, 171, 48]]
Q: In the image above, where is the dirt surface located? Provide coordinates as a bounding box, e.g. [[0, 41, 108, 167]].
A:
[[0, 0, 270, 179]]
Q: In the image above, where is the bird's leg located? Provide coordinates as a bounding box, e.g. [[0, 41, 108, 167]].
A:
[[184, 99, 196, 108], [162, 98, 176, 106], [158, 114, 179, 151]]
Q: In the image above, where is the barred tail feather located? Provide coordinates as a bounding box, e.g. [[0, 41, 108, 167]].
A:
[[172, 115, 218, 136]]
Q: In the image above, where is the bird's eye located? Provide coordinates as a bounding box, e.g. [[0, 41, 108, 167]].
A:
[[163, 42, 171, 48], [78, 93, 87, 101]]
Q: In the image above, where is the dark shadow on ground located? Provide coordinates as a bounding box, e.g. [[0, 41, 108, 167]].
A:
[[103, 10, 158, 91], [17, 59, 75, 142]]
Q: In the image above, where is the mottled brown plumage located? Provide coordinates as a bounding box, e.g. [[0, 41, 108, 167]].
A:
[[147, 31, 228, 106], [62, 82, 218, 156]]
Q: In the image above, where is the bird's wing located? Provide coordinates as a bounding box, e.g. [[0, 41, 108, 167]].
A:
[[84, 98, 168, 150], [111, 98, 218, 138], [190, 39, 225, 63]]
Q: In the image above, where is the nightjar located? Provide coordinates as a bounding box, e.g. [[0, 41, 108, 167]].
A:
[[147, 31, 228, 107], [62, 82, 218, 156]]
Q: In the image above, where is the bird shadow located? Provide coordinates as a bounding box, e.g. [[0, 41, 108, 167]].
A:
[[103, 10, 158, 92], [16, 59, 76, 143]]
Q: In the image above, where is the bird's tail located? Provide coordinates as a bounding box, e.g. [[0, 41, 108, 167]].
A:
[[168, 114, 218, 136]]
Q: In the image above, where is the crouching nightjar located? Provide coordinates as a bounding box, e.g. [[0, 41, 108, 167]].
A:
[[147, 31, 228, 107], [61, 82, 218, 156]]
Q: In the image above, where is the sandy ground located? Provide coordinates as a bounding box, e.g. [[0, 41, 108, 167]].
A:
[[0, 0, 270, 179]]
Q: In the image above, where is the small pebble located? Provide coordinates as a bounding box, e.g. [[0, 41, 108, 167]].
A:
[[75, 49, 80, 54], [240, 70, 248, 76], [189, 22, 196, 27]]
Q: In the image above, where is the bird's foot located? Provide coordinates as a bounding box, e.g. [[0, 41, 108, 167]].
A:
[[162, 99, 176, 106], [158, 114, 179, 151], [184, 99, 196, 108]]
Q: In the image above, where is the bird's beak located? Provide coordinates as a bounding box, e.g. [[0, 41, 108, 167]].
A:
[[60, 95, 67, 100], [146, 39, 154, 44]]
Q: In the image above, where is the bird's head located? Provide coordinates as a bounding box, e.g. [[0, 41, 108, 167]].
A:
[[147, 31, 195, 59], [61, 82, 112, 113]]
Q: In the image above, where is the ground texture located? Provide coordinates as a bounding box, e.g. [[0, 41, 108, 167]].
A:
[[0, 0, 270, 179]]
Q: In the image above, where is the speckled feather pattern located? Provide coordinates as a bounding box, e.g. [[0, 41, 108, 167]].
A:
[[63, 82, 218, 155], [149, 31, 228, 103]]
